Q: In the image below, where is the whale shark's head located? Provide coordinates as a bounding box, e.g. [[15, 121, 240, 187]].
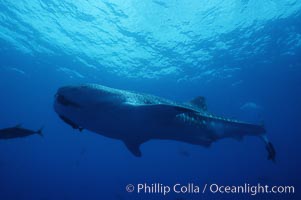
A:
[[54, 84, 126, 131], [55, 84, 124, 109]]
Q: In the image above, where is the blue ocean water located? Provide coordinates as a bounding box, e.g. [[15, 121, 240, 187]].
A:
[[0, 0, 300, 199]]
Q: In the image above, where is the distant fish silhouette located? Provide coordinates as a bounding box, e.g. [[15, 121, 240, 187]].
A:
[[80, 147, 87, 155], [0, 124, 43, 139], [240, 102, 262, 111], [178, 147, 191, 157]]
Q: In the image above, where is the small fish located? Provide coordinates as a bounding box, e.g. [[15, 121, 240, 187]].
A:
[[178, 147, 191, 157], [0, 124, 43, 139]]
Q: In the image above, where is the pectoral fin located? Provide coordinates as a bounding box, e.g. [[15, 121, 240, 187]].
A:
[[123, 141, 142, 157], [123, 139, 148, 157]]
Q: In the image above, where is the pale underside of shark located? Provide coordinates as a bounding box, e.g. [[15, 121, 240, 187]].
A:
[[54, 84, 276, 161]]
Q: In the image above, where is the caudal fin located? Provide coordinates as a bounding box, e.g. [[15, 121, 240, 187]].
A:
[[36, 127, 44, 137], [261, 135, 276, 162], [266, 142, 276, 162]]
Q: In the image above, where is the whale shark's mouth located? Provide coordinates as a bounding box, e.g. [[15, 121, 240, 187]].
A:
[[55, 94, 82, 108], [58, 114, 83, 132]]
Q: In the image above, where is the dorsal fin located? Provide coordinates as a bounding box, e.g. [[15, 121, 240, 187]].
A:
[[14, 124, 22, 128], [189, 96, 207, 111]]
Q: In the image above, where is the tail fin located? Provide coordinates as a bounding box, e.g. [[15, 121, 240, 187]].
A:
[[36, 127, 44, 137], [266, 142, 276, 162], [261, 135, 276, 162]]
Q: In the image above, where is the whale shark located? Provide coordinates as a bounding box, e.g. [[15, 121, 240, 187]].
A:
[[54, 84, 275, 161]]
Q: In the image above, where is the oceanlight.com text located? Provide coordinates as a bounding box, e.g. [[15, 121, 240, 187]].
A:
[[125, 183, 295, 196]]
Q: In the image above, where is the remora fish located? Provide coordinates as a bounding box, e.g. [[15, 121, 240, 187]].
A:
[[54, 84, 275, 161], [0, 125, 43, 139]]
